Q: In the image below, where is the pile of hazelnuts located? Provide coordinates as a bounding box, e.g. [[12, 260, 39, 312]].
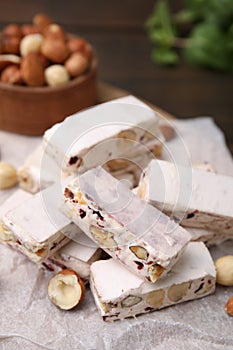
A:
[[0, 13, 94, 87]]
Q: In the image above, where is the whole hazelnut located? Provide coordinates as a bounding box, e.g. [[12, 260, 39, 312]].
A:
[[0, 54, 21, 72], [82, 43, 93, 61], [3, 24, 22, 39], [45, 64, 70, 86], [68, 38, 93, 61], [21, 24, 39, 36], [215, 255, 233, 286], [43, 24, 67, 41], [65, 52, 89, 77], [37, 53, 50, 69], [33, 13, 53, 31], [21, 52, 45, 87], [0, 162, 18, 190], [68, 37, 86, 53], [20, 33, 43, 56], [41, 38, 70, 63], [1, 65, 22, 85], [2, 37, 20, 55], [48, 269, 85, 310], [225, 296, 233, 316]]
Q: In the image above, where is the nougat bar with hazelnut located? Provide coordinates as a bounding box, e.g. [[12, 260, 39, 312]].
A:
[[188, 227, 233, 247], [43, 99, 163, 174], [63, 167, 191, 283], [90, 242, 216, 321], [43, 237, 103, 281], [18, 139, 160, 195], [1, 183, 79, 263], [18, 144, 55, 194], [0, 188, 102, 277], [138, 159, 233, 234], [0, 189, 32, 241], [18, 144, 73, 194]]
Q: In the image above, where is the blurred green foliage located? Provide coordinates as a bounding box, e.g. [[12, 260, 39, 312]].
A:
[[146, 0, 233, 71]]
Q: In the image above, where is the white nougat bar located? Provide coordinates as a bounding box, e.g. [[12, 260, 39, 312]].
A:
[[42, 238, 103, 281], [1, 184, 80, 263], [43, 99, 163, 173], [18, 144, 55, 194], [138, 159, 233, 234], [0, 189, 33, 241], [188, 227, 233, 247], [18, 144, 72, 194], [90, 242, 216, 321], [18, 141, 160, 194], [63, 167, 191, 282], [0, 189, 102, 275]]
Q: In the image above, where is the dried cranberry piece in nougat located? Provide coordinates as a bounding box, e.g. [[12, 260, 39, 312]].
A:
[[138, 159, 233, 235], [63, 167, 191, 283]]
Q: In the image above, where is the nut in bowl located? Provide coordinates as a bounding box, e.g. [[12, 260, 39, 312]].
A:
[[0, 13, 98, 135]]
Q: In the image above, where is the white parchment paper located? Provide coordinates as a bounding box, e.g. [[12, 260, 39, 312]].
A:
[[0, 117, 233, 350]]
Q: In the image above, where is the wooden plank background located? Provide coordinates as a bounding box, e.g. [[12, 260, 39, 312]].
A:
[[0, 0, 232, 152]]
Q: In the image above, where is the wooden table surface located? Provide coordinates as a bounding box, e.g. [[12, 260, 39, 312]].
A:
[[0, 0, 233, 153]]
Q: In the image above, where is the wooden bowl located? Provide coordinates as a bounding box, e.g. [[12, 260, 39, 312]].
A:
[[0, 57, 98, 135]]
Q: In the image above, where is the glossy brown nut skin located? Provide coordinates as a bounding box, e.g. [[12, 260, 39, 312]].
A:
[[2, 24, 23, 39], [43, 24, 67, 41], [225, 296, 233, 316], [67, 37, 93, 61], [1, 65, 22, 85], [68, 37, 87, 53], [41, 38, 70, 63], [21, 24, 39, 36], [2, 37, 20, 55], [21, 52, 45, 87], [0, 54, 21, 72], [33, 13, 53, 31], [82, 43, 93, 61], [65, 52, 89, 77]]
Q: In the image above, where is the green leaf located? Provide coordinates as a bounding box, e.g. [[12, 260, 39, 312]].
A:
[[184, 23, 230, 71], [156, 0, 175, 37], [173, 9, 198, 24], [146, 0, 233, 72], [145, 0, 176, 48], [145, 12, 161, 30], [227, 24, 233, 51], [206, 0, 233, 26], [183, 0, 207, 19], [151, 47, 179, 65], [148, 28, 175, 46]]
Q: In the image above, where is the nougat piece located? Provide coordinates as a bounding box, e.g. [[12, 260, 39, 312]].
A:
[[1, 183, 79, 263], [18, 144, 54, 193], [106, 144, 161, 189], [43, 100, 163, 173], [63, 167, 191, 282], [18, 144, 72, 194], [18, 138, 161, 195], [0, 188, 101, 275], [188, 227, 233, 247], [90, 242, 216, 321], [0, 189, 32, 241], [138, 159, 233, 234], [42, 238, 103, 281]]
